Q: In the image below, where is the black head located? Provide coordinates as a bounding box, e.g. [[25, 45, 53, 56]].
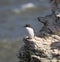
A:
[[24, 24, 32, 28]]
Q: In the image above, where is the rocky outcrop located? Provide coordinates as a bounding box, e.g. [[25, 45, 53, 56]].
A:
[[18, 0, 60, 62], [18, 35, 60, 62]]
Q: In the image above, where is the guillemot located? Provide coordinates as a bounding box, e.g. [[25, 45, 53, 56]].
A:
[[24, 24, 35, 39]]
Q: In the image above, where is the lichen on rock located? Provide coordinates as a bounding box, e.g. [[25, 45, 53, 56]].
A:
[[18, 35, 60, 62]]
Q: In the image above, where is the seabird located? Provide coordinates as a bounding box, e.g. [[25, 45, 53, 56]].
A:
[[24, 24, 35, 39]]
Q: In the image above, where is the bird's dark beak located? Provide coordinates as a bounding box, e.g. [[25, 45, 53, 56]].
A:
[[24, 25, 26, 27], [23, 25, 26, 27]]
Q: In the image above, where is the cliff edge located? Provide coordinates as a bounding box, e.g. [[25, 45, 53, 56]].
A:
[[18, 0, 60, 62]]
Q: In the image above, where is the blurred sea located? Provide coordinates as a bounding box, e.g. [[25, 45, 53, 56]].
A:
[[0, 0, 53, 62], [0, 0, 52, 41]]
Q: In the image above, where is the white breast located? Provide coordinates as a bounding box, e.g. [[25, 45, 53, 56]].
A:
[[26, 27, 34, 38]]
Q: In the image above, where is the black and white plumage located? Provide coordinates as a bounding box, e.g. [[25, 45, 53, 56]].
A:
[[24, 24, 35, 39]]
